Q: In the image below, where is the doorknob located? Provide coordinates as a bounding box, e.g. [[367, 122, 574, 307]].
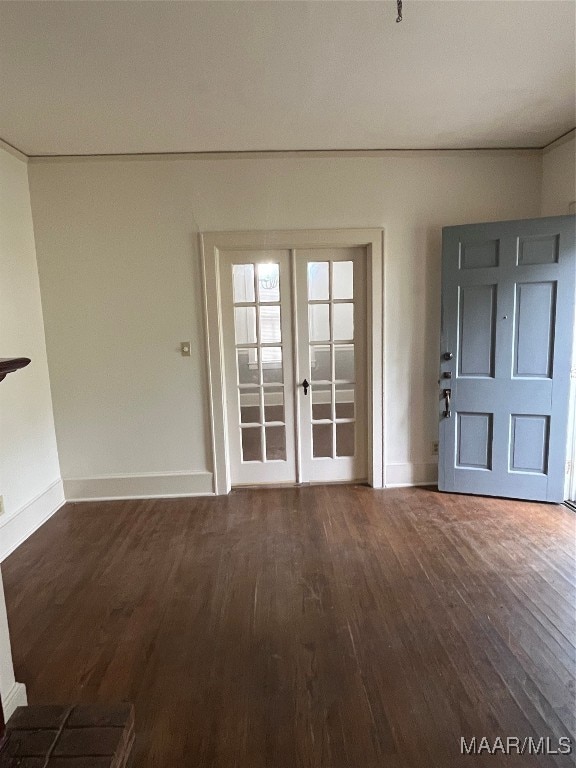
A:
[[443, 388, 452, 418], [301, 378, 309, 396]]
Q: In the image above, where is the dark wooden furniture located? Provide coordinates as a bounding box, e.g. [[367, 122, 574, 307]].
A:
[[0, 704, 134, 767], [0, 358, 31, 383]]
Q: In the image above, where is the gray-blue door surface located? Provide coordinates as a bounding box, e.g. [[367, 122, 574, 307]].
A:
[[439, 215, 575, 502]]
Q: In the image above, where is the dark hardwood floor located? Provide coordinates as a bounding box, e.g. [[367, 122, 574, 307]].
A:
[[3, 486, 575, 767]]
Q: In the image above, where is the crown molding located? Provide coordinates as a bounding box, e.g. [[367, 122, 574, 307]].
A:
[[3, 129, 573, 163], [542, 127, 576, 154], [0, 137, 27, 163]]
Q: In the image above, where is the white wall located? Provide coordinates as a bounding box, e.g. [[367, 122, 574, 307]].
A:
[[28, 150, 542, 493], [541, 131, 576, 217], [0, 145, 63, 559], [29, 158, 211, 500], [0, 143, 62, 715]]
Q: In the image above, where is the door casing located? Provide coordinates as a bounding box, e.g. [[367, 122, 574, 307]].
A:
[[201, 229, 384, 495]]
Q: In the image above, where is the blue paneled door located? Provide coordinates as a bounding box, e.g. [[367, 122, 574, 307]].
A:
[[439, 216, 575, 502]]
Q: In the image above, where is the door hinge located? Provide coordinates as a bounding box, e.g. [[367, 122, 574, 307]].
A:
[[566, 460, 572, 476], [571, 368, 576, 380]]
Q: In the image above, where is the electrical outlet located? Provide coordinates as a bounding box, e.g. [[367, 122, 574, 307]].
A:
[[0, 495, 4, 516], [432, 441, 439, 456]]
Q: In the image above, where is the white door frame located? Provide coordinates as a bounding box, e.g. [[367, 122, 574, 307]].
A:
[[566, 314, 576, 501], [201, 229, 384, 495]]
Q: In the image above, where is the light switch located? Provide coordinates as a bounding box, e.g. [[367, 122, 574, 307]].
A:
[[180, 342, 191, 357]]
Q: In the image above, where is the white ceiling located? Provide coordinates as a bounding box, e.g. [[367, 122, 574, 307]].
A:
[[0, 1, 574, 156]]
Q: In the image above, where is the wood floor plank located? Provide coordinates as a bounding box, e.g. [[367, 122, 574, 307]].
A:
[[2, 486, 575, 767]]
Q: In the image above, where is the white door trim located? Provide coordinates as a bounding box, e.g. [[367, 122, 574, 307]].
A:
[[565, 329, 576, 501], [201, 229, 384, 495]]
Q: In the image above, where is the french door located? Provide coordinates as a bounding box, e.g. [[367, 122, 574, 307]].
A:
[[220, 247, 367, 486], [220, 250, 296, 485], [295, 249, 367, 483]]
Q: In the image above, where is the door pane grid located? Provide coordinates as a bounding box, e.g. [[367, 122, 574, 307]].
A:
[[263, 386, 285, 425], [233, 261, 287, 464], [308, 260, 356, 459], [238, 386, 261, 427]]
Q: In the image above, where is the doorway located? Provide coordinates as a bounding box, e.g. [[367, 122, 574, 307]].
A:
[[202, 230, 384, 494]]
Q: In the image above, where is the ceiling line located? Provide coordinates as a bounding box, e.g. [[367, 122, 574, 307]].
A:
[[24, 146, 545, 160], [2, 128, 574, 162], [0, 136, 28, 161], [541, 127, 576, 151]]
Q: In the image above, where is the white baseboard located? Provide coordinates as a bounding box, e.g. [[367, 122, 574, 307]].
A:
[[63, 471, 214, 501], [0, 479, 65, 562], [2, 681, 27, 719], [385, 462, 438, 488]]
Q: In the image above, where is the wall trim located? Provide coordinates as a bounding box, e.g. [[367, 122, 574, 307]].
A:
[[385, 462, 438, 488], [0, 480, 65, 562], [0, 137, 28, 163], [27, 148, 543, 164], [63, 471, 214, 501], [542, 127, 576, 154], [2, 682, 27, 719]]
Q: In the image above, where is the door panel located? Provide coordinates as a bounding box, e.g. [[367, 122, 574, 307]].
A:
[[458, 284, 496, 376], [461, 239, 499, 269], [221, 250, 296, 485], [456, 412, 493, 469], [510, 415, 549, 473], [295, 248, 367, 483], [514, 281, 555, 377], [439, 215, 575, 502], [518, 234, 558, 265]]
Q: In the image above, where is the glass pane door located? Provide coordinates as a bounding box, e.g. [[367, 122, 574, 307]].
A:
[[296, 248, 367, 483], [221, 251, 296, 485]]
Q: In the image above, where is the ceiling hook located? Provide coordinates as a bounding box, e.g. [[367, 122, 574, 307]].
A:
[[396, 0, 403, 22]]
